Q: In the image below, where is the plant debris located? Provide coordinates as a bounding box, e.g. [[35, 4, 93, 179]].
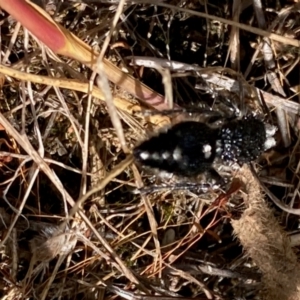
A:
[[0, 1, 299, 300]]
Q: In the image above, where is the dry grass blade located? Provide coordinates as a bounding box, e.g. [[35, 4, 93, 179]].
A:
[[201, 70, 300, 115], [227, 0, 241, 70], [134, 0, 300, 47], [0, 0, 168, 109], [252, 0, 290, 148], [0, 112, 143, 291], [251, 165, 300, 215], [132, 163, 162, 276], [0, 64, 169, 126], [67, 155, 134, 220]]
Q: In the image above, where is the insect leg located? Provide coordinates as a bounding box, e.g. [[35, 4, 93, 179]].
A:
[[134, 182, 215, 195]]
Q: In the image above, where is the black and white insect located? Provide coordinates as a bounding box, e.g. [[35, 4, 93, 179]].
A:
[[133, 101, 277, 193]]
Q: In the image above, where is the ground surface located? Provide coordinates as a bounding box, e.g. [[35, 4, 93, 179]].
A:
[[0, 1, 299, 299]]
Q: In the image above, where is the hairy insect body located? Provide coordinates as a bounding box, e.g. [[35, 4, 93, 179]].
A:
[[220, 117, 268, 163], [134, 116, 275, 186]]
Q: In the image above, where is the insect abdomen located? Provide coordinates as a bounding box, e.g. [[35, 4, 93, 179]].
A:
[[134, 121, 218, 177]]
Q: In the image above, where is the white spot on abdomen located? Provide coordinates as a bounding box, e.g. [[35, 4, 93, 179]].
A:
[[152, 152, 160, 160], [140, 151, 150, 160], [202, 144, 212, 159], [162, 152, 170, 159], [173, 147, 182, 161]]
